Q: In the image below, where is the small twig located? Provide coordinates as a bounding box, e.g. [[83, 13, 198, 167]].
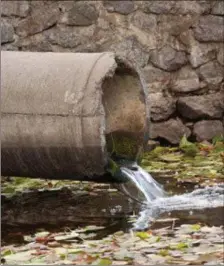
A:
[[171, 218, 176, 230]]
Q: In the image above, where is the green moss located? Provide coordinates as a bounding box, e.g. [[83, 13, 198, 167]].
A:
[[105, 158, 130, 182], [106, 158, 120, 176], [107, 134, 141, 161]]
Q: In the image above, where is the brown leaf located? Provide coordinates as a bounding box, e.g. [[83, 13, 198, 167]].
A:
[[31, 250, 49, 256]]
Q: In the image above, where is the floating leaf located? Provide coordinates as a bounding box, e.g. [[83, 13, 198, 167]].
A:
[[60, 254, 66, 260], [156, 236, 161, 242], [175, 242, 189, 250], [2, 250, 34, 263], [159, 153, 183, 162], [77, 225, 105, 233], [1, 249, 14, 257], [191, 224, 201, 231], [158, 249, 169, 256], [55, 231, 79, 241], [114, 249, 133, 260], [35, 231, 50, 238], [93, 258, 112, 265], [135, 232, 150, 240]]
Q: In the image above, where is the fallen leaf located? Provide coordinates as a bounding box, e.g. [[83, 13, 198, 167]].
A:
[[158, 249, 169, 257], [31, 250, 48, 256], [191, 224, 201, 231], [1, 249, 14, 257], [93, 258, 112, 265], [47, 241, 61, 248], [55, 231, 79, 241], [35, 237, 50, 244], [135, 232, 150, 240]]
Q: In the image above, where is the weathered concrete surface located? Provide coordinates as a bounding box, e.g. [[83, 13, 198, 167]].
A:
[[1, 51, 149, 180]]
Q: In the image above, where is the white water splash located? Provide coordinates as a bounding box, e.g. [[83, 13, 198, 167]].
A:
[[121, 164, 224, 230], [120, 163, 167, 202]]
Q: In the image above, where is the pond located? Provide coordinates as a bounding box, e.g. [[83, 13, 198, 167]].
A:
[[1, 140, 224, 265]]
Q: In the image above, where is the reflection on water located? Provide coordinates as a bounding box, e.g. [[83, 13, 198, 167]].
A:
[[2, 175, 224, 245]]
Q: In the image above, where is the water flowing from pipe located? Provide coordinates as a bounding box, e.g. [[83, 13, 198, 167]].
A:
[[120, 164, 224, 230], [120, 163, 167, 202]]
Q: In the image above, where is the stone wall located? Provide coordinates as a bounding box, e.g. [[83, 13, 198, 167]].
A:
[[1, 0, 224, 144]]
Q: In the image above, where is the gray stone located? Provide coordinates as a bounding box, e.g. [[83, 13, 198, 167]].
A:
[[16, 34, 52, 52], [193, 15, 224, 42], [167, 36, 187, 53], [143, 1, 210, 15], [157, 14, 197, 36], [1, 21, 14, 44], [1, 1, 30, 17], [60, 2, 99, 26], [193, 120, 224, 142], [179, 30, 218, 68], [110, 36, 149, 67], [217, 46, 224, 66], [179, 29, 197, 47], [143, 1, 176, 14], [150, 93, 176, 121], [177, 94, 224, 120], [104, 1, 135, 15], [131, 12, 157, 32], [174, 1, 211, 15], [46, 30, 80, 48], [58, 1, 82, 12], [199, 61, 223, 85], [171, 66, 200, 93], [1, 44, 18, 51], [15, 4, 59, 37], [150, 46, 188, 71], [189, 44, 218, 68], [150, 118, 191, 144], [143, 64, 171, 93], [211, 1, 224, 15], [87, 27, 116, 52], [45, 26, 96, 49]]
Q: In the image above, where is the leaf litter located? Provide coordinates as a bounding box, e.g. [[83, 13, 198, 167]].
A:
[[1, 137, 224, 265]]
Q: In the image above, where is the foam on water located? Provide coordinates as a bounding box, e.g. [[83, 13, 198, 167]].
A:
[[120, 164, 224, 230]]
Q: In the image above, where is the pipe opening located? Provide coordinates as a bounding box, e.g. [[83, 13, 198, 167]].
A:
[[102, 60, 148, 162]]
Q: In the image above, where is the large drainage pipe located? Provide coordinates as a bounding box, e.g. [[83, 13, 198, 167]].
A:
[[1, 51, 149, 181]]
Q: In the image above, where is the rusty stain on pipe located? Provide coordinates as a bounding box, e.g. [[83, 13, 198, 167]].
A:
[[1, 51, 149, 181]]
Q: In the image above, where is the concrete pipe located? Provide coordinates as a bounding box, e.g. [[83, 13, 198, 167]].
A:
[[1, 51, 149, 181]]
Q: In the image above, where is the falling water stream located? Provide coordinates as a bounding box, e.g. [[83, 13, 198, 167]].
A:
[[120, 163, 224, 231]]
